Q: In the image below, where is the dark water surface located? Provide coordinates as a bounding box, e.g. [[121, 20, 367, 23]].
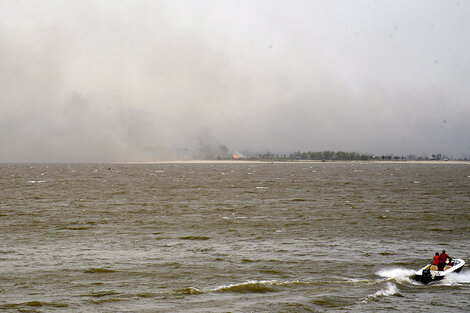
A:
[[1, 162, 469, 312]]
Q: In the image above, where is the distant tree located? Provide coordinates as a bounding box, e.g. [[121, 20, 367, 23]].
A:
[[336, 151, 347, 160]]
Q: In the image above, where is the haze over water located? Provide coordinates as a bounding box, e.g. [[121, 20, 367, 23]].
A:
[[1, 0, 470, 162], [1, 162, 469, 312]]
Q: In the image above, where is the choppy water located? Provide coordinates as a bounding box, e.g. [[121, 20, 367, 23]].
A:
[[1, 162, 469, 312]]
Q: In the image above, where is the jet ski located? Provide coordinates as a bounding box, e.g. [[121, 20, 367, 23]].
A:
[[413, 258, 465, 284]]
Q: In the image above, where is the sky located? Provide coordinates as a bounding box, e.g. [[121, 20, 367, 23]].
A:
[[1, 0, 469, 162]]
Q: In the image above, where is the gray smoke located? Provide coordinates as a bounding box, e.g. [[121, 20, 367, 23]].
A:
[[1, 0, 469, 162]]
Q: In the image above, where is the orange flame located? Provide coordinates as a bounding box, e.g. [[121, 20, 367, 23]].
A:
[[232, 154, 239, 159]]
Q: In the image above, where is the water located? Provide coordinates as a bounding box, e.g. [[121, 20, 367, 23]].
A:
[[1, 162, 469, 312]]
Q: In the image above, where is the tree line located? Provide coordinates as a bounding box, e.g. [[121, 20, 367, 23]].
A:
[[248, 151, 443, 161], [252, 151, 375, 161]]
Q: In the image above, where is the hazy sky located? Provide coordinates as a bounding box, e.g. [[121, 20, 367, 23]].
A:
[[1, 0, 469, 162]]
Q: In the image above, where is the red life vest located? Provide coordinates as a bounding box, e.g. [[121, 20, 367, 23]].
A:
[[433, 255, 439, 265], [439, 253, 448, 263]]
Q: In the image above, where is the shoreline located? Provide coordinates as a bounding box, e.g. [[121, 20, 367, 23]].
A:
[[118, 160, 470, 165], [3, 160, 469, 165]]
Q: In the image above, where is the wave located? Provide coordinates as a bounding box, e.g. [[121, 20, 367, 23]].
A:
[[453, 271, 470, 283], [84, 268, 116, 273], [166, 280, 304, 297], [213, 280, 302, 293], [85, 291, 120, 298], [373, 283, 400, 297], [361, 282, 401, 303], [178, 236, 211, 240], [89, 298, 122, 304], [136, 292, 158, 298], [62, 226, 93, 230], [376, 268, 416, 284], [438, 270, 470, 285], [2, 301, 69, 309], [171, 287, 204, 295]]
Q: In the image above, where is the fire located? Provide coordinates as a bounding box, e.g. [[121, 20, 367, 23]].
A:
[[232, 154, 239, 159]]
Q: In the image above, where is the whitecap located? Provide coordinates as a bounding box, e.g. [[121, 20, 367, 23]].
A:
[[455, 271, 470, 283], [377, 268, 415, 279], [212, 280, 302, 293], [376, 268, 416, 284], [440, 271, 470, 285], [373, 282, 399, 297], [171, 287, 203, 295], [360, 282, 400, 303]]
